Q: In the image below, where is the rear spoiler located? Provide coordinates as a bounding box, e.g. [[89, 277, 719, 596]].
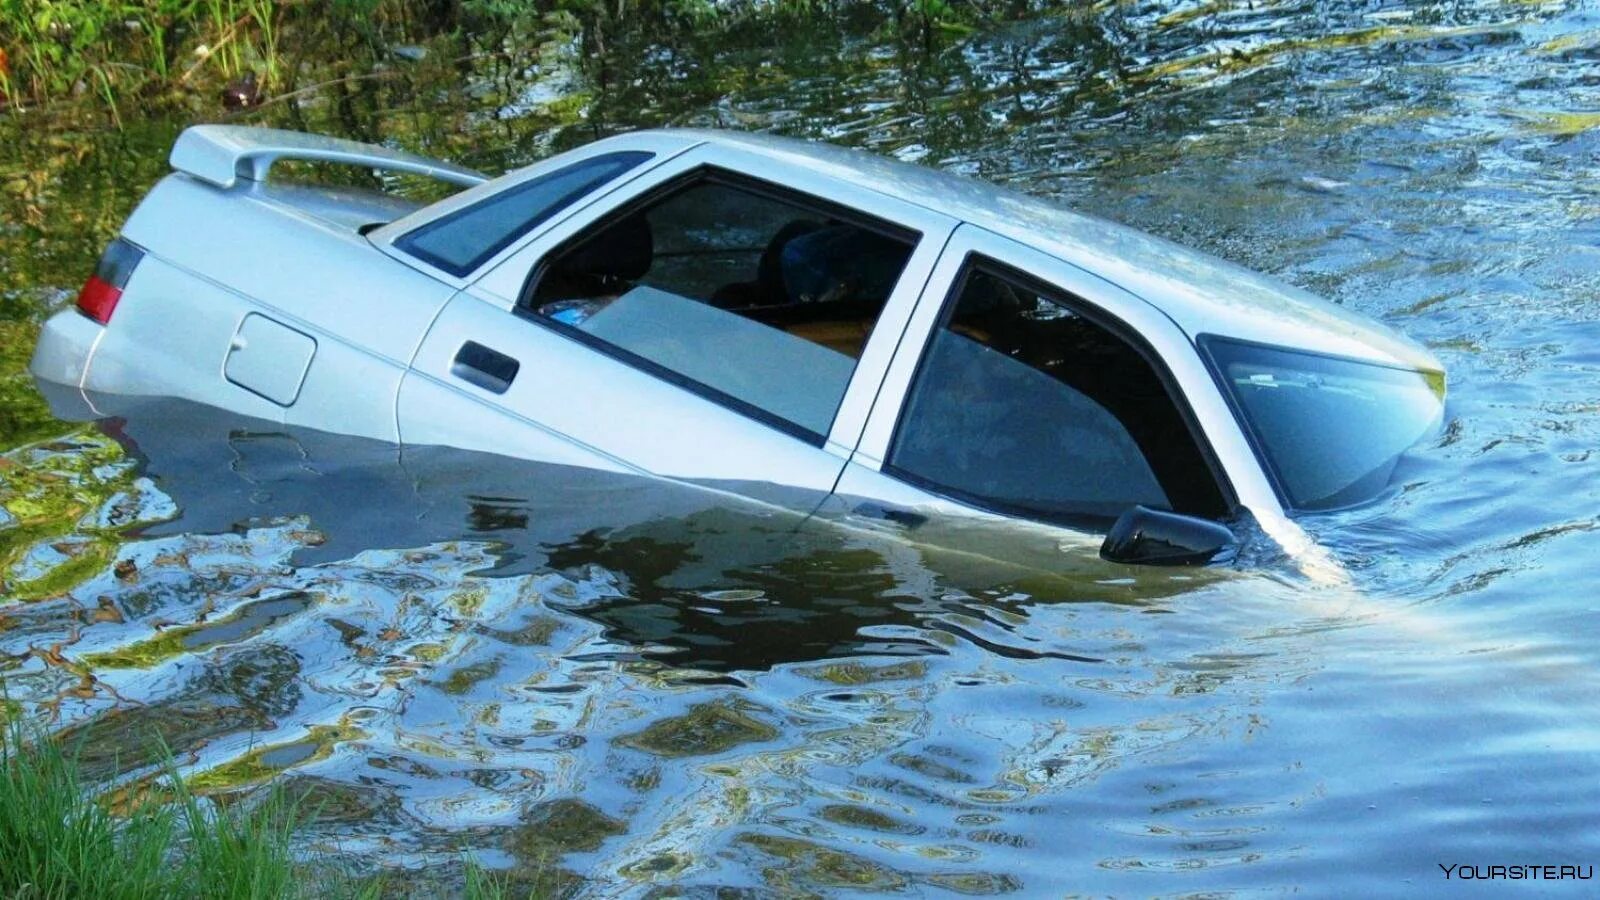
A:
[[169, 125, 488, 190]]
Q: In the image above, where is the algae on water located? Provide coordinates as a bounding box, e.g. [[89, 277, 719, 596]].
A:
[[615, 700, 779, 758]]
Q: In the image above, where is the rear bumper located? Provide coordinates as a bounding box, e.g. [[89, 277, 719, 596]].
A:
[[29, 308, 103, 388]]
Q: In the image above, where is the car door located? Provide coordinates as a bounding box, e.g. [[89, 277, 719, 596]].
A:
[[824, 224, 1268, 533], [396, 143, 959, 512]]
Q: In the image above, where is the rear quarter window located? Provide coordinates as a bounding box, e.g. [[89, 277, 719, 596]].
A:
[[396, 151, 652, 277]]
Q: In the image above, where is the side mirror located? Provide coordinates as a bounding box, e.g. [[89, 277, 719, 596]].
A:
[[1100, 505, 1236, 566]]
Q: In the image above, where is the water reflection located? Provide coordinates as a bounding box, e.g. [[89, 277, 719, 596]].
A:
[[1, 390, 1316, 892], [41, 387, 1231, 673]]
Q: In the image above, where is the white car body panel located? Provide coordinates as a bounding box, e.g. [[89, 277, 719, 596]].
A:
[[30, 306, 104, 388], [29, 125, 1446, 561], [409, 140, 959, 509], [95, 170, 460, 442], [83, 253, 290, 425]]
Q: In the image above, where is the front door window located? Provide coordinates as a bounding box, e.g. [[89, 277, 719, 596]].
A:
[[886, 259, 1228, 526]]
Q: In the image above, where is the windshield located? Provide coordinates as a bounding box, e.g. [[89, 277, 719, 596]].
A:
[[1202, 337, 1445, 512]]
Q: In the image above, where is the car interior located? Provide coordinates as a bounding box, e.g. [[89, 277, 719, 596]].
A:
[[522, 175, 916, 436]]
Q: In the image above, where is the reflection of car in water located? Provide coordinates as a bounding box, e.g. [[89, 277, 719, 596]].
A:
[[38, 390, 1224, 671], [30, 126, 1445, 565]]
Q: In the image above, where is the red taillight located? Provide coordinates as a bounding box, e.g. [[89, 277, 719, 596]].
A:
[[77, 275, 122, 324], [76, 238, 143, 325]]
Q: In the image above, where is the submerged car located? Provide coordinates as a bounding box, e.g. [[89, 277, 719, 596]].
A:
[[30, 125, 1445, 565]]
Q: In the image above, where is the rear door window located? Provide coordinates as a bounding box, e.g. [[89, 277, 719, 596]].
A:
[[397, 151, 652, 277], [886, 259, 1228, 526], [521, 170, 918, 442]]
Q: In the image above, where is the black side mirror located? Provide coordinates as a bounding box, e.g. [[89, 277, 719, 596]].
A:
[[1100, 506, 1236, 566]]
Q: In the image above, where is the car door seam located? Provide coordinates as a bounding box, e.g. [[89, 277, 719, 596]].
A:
[[397, 283, 465, 447], [824, 221, 960, 499]]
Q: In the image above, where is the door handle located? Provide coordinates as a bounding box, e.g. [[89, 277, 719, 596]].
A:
[[852, 501, 928, 529], [451, 341, 520, 394]]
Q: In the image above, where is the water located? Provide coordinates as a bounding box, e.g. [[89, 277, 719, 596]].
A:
[[4, 0, 1600, 893]]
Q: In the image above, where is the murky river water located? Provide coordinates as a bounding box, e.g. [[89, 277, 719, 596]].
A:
[[4, 0, 1600, 894]]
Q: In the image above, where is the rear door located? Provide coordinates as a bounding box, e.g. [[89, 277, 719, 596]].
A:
[[396, 144, 958, 511]]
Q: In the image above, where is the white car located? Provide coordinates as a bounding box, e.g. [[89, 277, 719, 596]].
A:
[[29, 125, 1445, 565]]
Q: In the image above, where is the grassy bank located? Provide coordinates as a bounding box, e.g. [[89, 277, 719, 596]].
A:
[[0, 0, 982, 115], [1, 0, 280, 110], [0, 719, 538, 899]]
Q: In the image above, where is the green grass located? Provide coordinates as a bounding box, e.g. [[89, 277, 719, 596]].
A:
[[0, 718, 540, 899], [0, 0, 315, 111], [0, 717, 288, 899]]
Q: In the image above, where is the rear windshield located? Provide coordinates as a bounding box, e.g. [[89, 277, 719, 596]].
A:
[[1202, 337, 1444, 511], [396, 151, 652, 277]]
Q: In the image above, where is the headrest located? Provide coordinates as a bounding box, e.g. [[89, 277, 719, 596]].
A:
[[758, 219, 824, 292], [779, 225, 908, 304]]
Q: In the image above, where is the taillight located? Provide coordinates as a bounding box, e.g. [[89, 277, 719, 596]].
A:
[[76, 238, 144, 324]]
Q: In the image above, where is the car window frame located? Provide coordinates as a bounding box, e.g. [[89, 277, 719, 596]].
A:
[[510, 164, 927, 449], [879, 252, 1240, 528], [392, 150, 655, 278], [368, 134, 702, 289]]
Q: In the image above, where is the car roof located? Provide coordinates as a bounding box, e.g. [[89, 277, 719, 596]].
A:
[[631, 128, 1440, 373]]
